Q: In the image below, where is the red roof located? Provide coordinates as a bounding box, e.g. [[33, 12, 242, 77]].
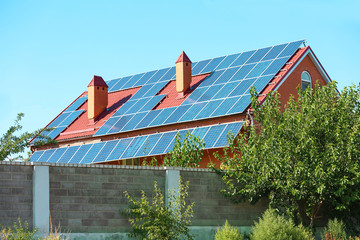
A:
[[175, 51, 192, 64], [88, 75, 108, 88]]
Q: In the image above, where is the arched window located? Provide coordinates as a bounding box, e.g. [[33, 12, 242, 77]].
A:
[[301, 71, 311, 91]]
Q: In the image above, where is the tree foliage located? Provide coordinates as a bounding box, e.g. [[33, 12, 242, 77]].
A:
[[122, 180, 194, 240], [0, 113, 55, 161], [162, 131, 205, 168], [215, 220, 243, 240], [217, 82, 360, 227]]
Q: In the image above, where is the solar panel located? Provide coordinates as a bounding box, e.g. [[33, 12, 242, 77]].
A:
[[121, 112, 148, 132], [229, 79, 255, 97], [113, 100, 137, 116], [213, 82, 239, 99], [143, 81, 168, 97], [246, 47, 271, 64], [179, 102, 207, 122], [215, 53, 240, 70], [59, 110, 84, 127], [65, 96, 87, 112], [165, 130, 189, 153], [230, 50, 255, 67], [246, 61, 272, 79], [48, 148, 67, 163], [213, 67, 240, 85], [130, 84, 153, 100], [135, 70, 157, 86], [110, 76, 133, 92], [164, 105, 191, 124], [197, 85, 222, 102], [192, 59, 211, 75], [68, 144, 92, 164], [108, 114, 135, 134], [106, 78, 121, 90], [199, 70, 225, 88], [227, 95, 252, 115], [148, 107, 176, 127], [159, 67, 175, 81], [30, 151, 44, 162], [147, 68, 171, 84], [200, 56, 226, 74], [92, 140, 119, 163], [122, 73, 145, 89], [32, 122, 245, 164], [194, 99, 224, 120], [94, 116, 120, 136], [48, 112, 71, 128], [80, 142, 105, 164], [262, 44, 287, 61], [138, 95, 165, 112], [135, 110, 162, 129], [47, 127, 66, 139], [229, 64, 256, 82], [210, 97, 238, 117], [57, 146, 80, 164]]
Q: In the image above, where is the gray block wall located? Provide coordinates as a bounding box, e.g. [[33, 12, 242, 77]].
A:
[[0, 162, 268, 237], [0, 163, 33, 228]]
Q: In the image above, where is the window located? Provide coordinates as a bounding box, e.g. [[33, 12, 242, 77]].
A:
[[301, 71, 311, 91]]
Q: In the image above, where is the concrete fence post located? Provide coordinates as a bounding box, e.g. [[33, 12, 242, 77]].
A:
[[165, 168, 180, 207], [33, 165, 49, 234]]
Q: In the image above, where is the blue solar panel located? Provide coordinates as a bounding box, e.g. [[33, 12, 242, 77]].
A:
[[121, 73, 145, 89], [94, 116, 121, 136], [250, 75, 273, 94], [246, 47, 271, 64], [58, 146, 80, 164], [143, 81, 168, 97], [216, 53, 240, 70], [179, 102, 207, 122], [159, 67, 175, 81], [135, 70, 157, 86], [107, 138, 133, 161], [113, 100, 137, 116], [203, 125, 226, 148], [130, 84, 153, 100], [278, 40, 303, 58], [195, 99, 224, 120], [80, 142, 105, 164], [37, 149, 56, 162], [135, 110, 162, 129], [197, 85, 222, 102], [47, 127, 66, 139], [122, 136, 147, 159], [230, 50, 255, 67], [135, 133, 162, 157], [227, 95, 252, 115], [229, 64, 256, 81], [30, 151, 44, 162], [192, 59, 211, 75], [146, 68, 170, 84], [148, 107, 176, 127], [126, 98, 151, 114], [182, 87, 209, 105], [229, 79, 256, 97], [196, 70, 225, 88], [106, 78, 120, 91], [110, 76, 132, 92], [211, 97, 239, 117], [164, 105, 191, 124], [192, 126, 210, 139], [68, 144, 92, 164], [262, 44, 287, 61], [262, 57, 289, 76], [138, 95, 165, 112], [121, 112, 148, 132], [59, 110, 84, 127], [150, 132, 177, 155], [48, 112, 71, 128], [165, 130, 189, 153], [108, 114, 135, 134], [200, 56, 226, 74], [214, 122, 244, 148], [92, 140, 119, 163], [48, 148, 67, 163], [213, 67, 240, 85], [246, 61, 272, 79], [213, 82, 239, 99], [65, 96, 87, 112]]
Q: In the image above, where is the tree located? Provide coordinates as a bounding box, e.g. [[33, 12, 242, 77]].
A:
[[0, 113, 55, 161], [162, 131, 205, 168], [216, 82, 360, 227], [122, 180, 194, 240]]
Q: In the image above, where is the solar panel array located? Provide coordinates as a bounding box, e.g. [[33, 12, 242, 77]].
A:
[[32, 96, 87, 143], [96, 40, 304, 136], [31, 121, 243, 164]]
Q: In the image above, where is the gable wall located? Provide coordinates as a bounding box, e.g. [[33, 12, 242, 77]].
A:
[[277, 54, 328, 106]]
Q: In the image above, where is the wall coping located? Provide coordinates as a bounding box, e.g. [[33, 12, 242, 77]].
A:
[[0, 161, 214, 172]]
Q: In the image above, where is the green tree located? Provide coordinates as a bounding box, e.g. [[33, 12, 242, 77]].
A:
[[122, 180, 194, 240], [215, 220, 243, 240], [216, 82, 360, 227], [0, 113, 55, 161], [162, 131, 205, 168]]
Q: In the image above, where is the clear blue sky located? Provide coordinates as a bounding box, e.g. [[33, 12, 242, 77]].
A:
[[1, 0, 359, 137]]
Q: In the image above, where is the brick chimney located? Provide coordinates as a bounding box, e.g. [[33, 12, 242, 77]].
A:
[[175, 51, 192, 98], [87, 75, 108, 124]]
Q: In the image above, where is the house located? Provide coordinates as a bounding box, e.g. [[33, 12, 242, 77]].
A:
[[29, 40, 331, 168]]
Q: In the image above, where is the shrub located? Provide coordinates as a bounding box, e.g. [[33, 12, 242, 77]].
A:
[[322, 218, 347, 240], [250, 209, 313, 240], [215, 220, 243, 240], [122, 180, 194, 240], [0, 218, 37, 240]]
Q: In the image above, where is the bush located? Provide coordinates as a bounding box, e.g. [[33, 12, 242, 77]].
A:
[[250, 209, 313, 240], [322, 218, 347, 240], [215, 220, 243, 240], [1, 218, 37, 240], [122, 180, 194, 240]]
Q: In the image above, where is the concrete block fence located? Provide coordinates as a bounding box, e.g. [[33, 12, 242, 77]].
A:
[[0, 162, 268, 239]]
